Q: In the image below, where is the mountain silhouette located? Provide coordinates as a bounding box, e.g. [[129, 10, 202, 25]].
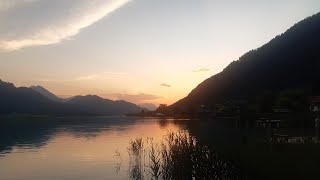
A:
[[66, 95, 143, 116], [0, 80, 143, 116], [30, 86, 65, 102], [171, 12, 320, 113], [0, 80, 86, 115], [139, 103, 157, 111]]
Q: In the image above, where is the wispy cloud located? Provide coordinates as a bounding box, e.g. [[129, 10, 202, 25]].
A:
[[160, 83, 171, 87], [0, 0, 131, 51], [193, 68, 210, 73], [0, 0, 39, 11], [75, 75, 100, 81]]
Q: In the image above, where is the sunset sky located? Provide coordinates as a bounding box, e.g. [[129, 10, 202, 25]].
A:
[[0, 0, 319, 106]]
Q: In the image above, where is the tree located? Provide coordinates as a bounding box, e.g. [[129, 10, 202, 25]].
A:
[[156, 104, 168, 114]]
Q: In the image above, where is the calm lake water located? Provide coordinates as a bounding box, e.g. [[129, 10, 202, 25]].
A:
[[0, 116, 190, 180], [1, 116, 320, 180]]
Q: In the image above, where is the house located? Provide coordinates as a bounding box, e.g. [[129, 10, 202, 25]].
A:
[[155, 113, 165, 116], [256, 118, 281, 128], [199, 105, 213, 113], [310, 96, 320, 112]]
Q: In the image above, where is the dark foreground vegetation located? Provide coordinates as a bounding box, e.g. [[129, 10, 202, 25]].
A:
[[123, 131, 245, 180]]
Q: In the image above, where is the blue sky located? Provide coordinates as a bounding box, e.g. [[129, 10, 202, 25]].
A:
[[0, 0, 319, 105]]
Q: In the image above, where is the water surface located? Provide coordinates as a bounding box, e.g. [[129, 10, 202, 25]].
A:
[[0, 116, 186, 180], [2, 116, 319, 180]]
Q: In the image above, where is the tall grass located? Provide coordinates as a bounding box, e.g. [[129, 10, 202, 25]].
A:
[[128, 138, 146, 180], [126, 131, 244, 180]]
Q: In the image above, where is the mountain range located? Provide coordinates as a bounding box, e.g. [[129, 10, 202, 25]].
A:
[[0, 80, 144, 116], [66, 95, 144, 115], [170, 12, 320, 113]]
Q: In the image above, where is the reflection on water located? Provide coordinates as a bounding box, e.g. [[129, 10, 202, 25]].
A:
[[1, 116, 319, 180], [0, 116, 183, 180], [178, 118, 320, 180]]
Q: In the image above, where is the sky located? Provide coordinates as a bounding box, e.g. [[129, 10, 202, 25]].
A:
[[0, 0, 319, 106]]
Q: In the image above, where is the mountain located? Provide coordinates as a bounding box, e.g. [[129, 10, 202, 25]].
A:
[[30, 86, 64, 102], [0, 80, 15, 89], [171, 12, 320, 113], [0, 80, 86, 115], [0, 80, 143, 116], [66, 95, 143, 116], [139, 103, 157, 111]]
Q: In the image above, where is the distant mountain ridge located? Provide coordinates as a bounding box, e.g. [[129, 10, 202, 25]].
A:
[[66, 95, 143, 116], [139, 103, 157, 111], [170, 12, 320, 113], [0, 80, 143, 116], [0, 80, 85, 115], [30, 86, 65, 102]]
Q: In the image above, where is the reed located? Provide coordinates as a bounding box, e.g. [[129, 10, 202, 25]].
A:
[[126, 131, 244, 180]]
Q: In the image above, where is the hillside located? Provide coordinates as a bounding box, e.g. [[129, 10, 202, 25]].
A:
[[0, 80, 143, 116], [139, 103, 157, 111], [171, 12, 320, 113], [0, 80, 86, 115], [30, 86, 64, 102], [66, 95, 143, 116]]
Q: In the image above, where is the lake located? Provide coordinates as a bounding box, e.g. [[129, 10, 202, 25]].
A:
[[0, 116, 191, 180], [1, 116, 320, 180]]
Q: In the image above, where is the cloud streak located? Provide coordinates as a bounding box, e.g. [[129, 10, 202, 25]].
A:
[[0, 0, 131, 51], [193, 68, 210, 73], [74, 72, 128, 81], [160, 83, 171, 87]]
